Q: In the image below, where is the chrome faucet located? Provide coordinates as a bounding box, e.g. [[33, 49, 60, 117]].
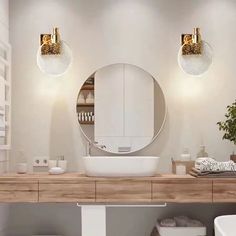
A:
[[86, 141, 106, 156]]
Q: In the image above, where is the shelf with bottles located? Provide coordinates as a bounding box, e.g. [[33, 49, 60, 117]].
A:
[[78, 76, 94, 104], [78, 111, 95, 125], [80, 76, 94, 91], [77, 103, 94, 107], [77, 91, 94, 105], [76, 104, 94, 115], [80, 84, 94, 91], [79, 121, 94, 125]]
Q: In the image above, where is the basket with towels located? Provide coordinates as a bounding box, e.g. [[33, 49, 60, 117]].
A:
[[150, 216, 206, 236], [190, 157, 236, 177]]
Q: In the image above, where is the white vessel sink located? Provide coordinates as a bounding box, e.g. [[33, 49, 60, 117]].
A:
[[215, 215, 236, 236], [82, 156, 160, 177]]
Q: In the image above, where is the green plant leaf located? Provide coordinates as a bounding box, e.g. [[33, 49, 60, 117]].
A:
[[217, 100, 236, 145]]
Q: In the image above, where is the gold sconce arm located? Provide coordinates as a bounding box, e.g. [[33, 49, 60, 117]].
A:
[[181, 27, 202, 55], [40, 27, 61, 55]]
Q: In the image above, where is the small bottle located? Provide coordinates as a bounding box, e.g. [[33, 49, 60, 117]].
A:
[[58, 155, 67, 172], [81, 113, 84, 122]]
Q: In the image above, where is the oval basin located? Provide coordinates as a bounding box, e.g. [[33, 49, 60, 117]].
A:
[[83, 156, 160, 177]]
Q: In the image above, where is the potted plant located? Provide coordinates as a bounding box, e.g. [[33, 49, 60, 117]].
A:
[[217, 100, 236, 161]]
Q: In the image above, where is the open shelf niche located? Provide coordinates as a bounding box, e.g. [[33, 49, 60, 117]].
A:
[[77, 76, 94, 125]]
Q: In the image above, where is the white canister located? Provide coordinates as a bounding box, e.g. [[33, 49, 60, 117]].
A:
[[176, 164, 186, 175], [181, 148, 191, 161], [17, 163, 27, 174]]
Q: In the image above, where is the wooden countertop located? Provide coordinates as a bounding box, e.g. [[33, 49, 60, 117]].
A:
[[1, 172, 235, 181], [0, 173, 235, 203], [0, 172, 199, 181]]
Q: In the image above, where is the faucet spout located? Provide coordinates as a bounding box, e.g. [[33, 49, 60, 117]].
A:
[[97, 144, 106, 149], [86, 141, 92, 156], [86, 141, 106, 156]]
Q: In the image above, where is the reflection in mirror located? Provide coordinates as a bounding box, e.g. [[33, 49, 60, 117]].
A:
[[77, 64, 166, 154]]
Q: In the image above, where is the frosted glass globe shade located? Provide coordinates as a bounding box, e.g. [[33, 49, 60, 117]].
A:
[[37, 41, 72, 77], [178, 41, 213, 76]]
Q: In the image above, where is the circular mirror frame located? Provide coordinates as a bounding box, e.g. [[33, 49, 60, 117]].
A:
[[76, 63, 167, 154]]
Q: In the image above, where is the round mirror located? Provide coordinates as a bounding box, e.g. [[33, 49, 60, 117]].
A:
[[76, 64, 166, 154]]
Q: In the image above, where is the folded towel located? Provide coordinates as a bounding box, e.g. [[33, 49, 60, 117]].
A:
[[192, 167, 224, 175], [195, 157, 236, 172], [190, 167, 236, 178], [186, 219, 203, 227], [156, 216, 204, 232], [174, 216, 190, 227], [159, 218, 176, 227]]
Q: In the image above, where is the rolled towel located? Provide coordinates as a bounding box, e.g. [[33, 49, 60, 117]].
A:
[[174, 216, 190, 227], [186, 219, 203, 227], [159, 218, 176, 227], [195, 158, 212, 169]]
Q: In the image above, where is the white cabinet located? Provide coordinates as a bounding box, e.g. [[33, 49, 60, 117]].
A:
[[94, 64, 154, 152], [124, 64, 154, 138], [95, 64, 124, 137]]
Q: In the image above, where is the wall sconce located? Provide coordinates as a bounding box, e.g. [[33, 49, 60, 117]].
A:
[[178, 28, 212, 76], [36, 27, 72, 77]]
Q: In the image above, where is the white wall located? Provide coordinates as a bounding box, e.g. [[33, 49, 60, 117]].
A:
[[4, 203, 236, 236], [9, 0, 236, 172], [0, 1, 10, 234], [0, 0, 9, 43]]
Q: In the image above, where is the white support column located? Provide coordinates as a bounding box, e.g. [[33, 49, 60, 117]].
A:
[[81, 205, 106, 236]]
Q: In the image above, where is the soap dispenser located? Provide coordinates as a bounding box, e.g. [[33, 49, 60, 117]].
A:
[[196, 145, 208, 158]]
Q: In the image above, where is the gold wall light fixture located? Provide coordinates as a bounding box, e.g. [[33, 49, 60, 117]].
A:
[[37, 27, 72, 77], [40, 27, 61, 55], [178, 27, 213, 76], [181, 27, 202, 55]]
